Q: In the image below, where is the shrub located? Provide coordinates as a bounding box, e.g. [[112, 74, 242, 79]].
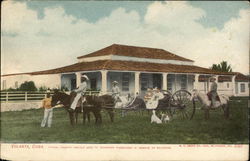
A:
[[18, 81, 37, 91]]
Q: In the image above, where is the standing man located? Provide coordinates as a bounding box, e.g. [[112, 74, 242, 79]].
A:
[[41, 91, 53, 128], [112, 81, 120, 102], [209, 76, 218, 107], [69, 75, 89, 111]]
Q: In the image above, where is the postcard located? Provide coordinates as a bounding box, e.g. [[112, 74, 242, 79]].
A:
[[1, 1, 249, 161]]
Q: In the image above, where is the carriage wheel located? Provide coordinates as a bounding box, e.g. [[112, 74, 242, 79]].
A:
[[170, 90, 195, 120]]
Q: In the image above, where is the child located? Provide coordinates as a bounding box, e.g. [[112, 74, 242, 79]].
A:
[[41, 93, 53, 128]]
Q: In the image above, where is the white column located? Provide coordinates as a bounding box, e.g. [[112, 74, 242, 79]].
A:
[[194, 74, 200, 90], [101, 70, 108, 95], [162, 73, 168, 90], [232, 75, 236, 96], [76, 72, 81, 88], [134, 72, 140, 96]]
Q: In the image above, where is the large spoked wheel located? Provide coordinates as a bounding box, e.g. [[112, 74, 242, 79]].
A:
[[170, 90, 195, 120]]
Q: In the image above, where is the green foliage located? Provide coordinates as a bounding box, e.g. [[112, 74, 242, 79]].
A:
[[0, 98, 248, 144], [210, 61, 233, 72], [18, 81, 37, 91], [38, 86, 48, 91]]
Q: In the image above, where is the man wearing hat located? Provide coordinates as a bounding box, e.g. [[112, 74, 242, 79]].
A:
[[69, 74, 89, 111], [209, 76, 218, 107], [112, 81, 120, 102]]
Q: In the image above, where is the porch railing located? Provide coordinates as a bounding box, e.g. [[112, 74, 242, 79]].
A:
[[0, 90, 100, 102]]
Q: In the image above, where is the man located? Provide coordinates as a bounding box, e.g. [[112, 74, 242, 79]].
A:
[[111, 81, 120, 102], [69, 75, 89, 111], [209, 76, 218, 107], [41, 91, 53, 128]]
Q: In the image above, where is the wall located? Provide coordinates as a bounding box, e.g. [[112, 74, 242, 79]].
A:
[[1, 74, 61, 90], [1, 101, 42, 112]]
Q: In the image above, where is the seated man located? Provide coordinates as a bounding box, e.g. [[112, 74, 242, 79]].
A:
[[69, 75, 89, 112]]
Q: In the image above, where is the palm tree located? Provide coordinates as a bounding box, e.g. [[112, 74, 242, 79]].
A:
[[210, 61, 232, 72]]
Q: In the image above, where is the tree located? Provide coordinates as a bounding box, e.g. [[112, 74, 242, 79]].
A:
[[210, 61, 232, 72], [18, 81, 37, 91]]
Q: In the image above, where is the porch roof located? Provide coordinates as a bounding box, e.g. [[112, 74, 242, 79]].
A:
[[3, 60, 234, 76]]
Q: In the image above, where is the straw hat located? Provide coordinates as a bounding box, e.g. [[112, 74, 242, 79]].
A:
[[112, 81, 118, 84], [210, 76, 216, 81], [81, 75, 89, 80]]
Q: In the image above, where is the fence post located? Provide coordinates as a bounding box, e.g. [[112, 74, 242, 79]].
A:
[[25, 92, 27, 102], [6, 92, 8, 102]]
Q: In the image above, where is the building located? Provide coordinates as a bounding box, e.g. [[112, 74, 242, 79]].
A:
[[1, 44, 249, 97]]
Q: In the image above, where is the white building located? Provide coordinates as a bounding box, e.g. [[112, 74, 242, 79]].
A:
[[1, 44, 249, 97]]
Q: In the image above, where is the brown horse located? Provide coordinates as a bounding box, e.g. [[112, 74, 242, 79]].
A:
[[51, 90, 115, 126]]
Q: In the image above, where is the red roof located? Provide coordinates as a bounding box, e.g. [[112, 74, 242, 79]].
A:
[[2, 60, 234, 77], [77, 44, 194, 62], [234, 72, 249, 82]]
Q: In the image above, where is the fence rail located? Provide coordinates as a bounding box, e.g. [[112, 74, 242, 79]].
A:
[[0, 91, 100, 102]]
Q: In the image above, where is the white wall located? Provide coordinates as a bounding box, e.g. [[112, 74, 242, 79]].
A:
[[1, 74, 61, 90]]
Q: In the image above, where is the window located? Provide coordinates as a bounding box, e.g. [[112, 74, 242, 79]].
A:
[[141, 74, 148, 90], [167, 74, 174, 92], [122, 73, 130, 91], [180, 75, 187, 90], [90, 78, 97, 90], [15, 81, 18, 88], [240, 83, 245, 93], [2, 80, 6, 90], [227, 83, 229, 88]]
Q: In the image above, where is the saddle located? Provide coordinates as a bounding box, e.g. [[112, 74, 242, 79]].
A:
[[207, 92, 220, 102]]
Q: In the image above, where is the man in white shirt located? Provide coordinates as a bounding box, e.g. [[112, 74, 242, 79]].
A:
[[69, 75, 89, 111]]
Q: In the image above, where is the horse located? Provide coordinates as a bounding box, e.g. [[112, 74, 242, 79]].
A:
[[51, 90, 115, 126], [190, 89, 230, 119]]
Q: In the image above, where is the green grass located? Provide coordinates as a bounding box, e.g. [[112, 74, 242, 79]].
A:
[[1, 97, 249, 144]]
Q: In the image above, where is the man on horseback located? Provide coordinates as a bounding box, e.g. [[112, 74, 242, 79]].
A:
[[111, 81, 120, 103], [69, 74, 89, 112], [209, 76, 218, 108]]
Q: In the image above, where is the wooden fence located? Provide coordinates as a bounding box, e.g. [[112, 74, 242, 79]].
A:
[[0, 91, 100, 102]]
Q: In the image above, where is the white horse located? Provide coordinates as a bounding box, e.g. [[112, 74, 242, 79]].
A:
[[190, 89, 230, 119]]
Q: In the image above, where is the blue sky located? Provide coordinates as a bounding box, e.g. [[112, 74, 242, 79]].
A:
[[2, 1, 250, 74], [26, 1, 249, 29]]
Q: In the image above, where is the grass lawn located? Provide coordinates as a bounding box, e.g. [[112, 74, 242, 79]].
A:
[[0, 97, 249, 144]]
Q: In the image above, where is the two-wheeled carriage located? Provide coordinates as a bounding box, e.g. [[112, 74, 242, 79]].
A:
[[147, 89, 195, 120]]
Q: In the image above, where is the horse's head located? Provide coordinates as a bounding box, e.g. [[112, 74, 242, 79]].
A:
[[190, 89, 198, 101], [51, 90, 69, 107]]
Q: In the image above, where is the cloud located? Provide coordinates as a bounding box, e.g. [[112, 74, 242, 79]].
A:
[[1, 1, 249, 75]]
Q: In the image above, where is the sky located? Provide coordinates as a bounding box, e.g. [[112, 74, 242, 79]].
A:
[[1, 1, 250, 75]]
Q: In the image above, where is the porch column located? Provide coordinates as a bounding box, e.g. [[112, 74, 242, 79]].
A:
[[193, 74, 200, 90], [162, 73, 168, 90], [76, 72, 81, 87], [232, 75, 236, 96], [134, 72, 140, 96], [101, 70, 108, 94]]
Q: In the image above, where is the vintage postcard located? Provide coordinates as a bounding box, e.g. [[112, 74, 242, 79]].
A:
[[1, 1, 249, 161]]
